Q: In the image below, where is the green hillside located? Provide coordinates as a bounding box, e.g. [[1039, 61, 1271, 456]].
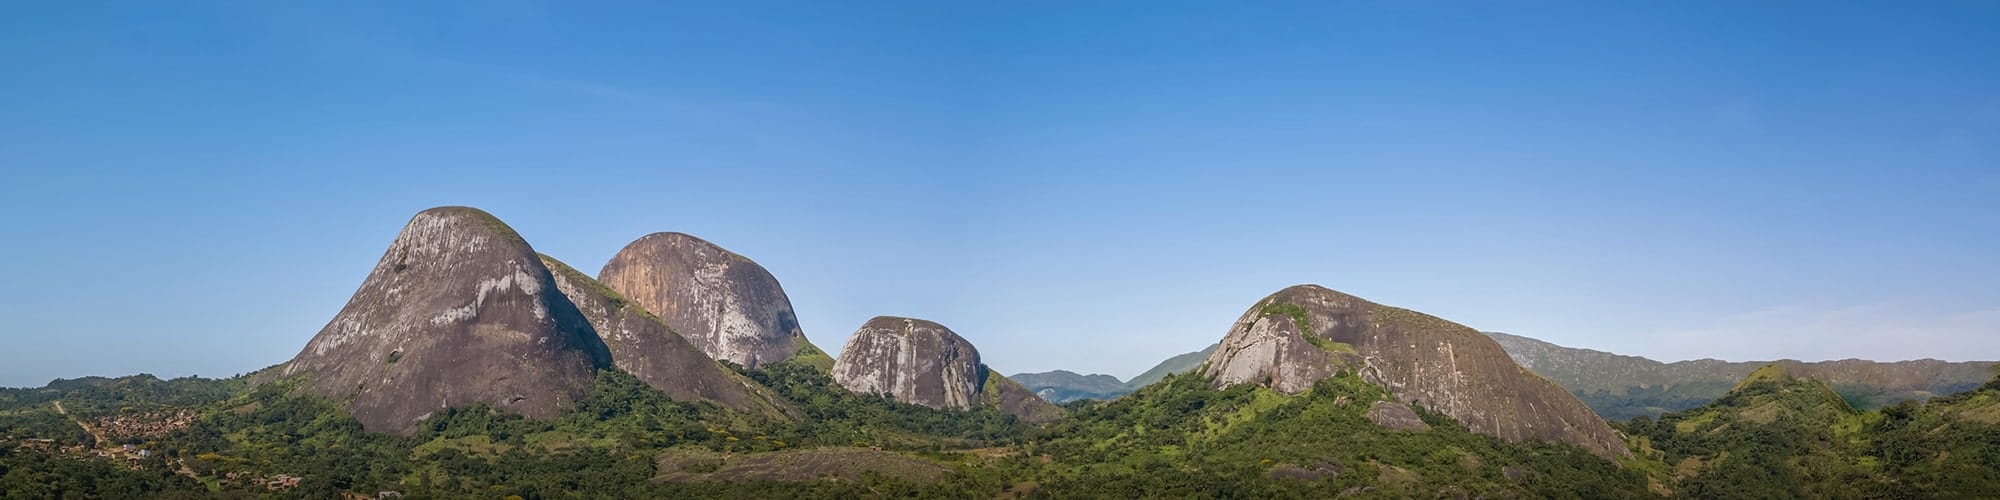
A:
[[1484, 332, 1995, 421], [1619, 365, 2000, 498], [6, 359, 1998, 497]]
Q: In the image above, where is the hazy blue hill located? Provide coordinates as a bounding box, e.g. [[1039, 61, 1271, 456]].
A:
[[1011, 343, 1220, 403], [1125, 342, 1219, 388], [1007, 370, 1127, 402], [1485, 331, 1994, 421]]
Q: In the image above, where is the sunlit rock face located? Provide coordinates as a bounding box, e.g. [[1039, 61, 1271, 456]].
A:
[[1204, 285, 1630, 459], [597, 233, 817, 369], [540, 255, 786, 418], [830, 316, 1065, 424], [279, 207, 611, 434], [833, 316, 983, 410]]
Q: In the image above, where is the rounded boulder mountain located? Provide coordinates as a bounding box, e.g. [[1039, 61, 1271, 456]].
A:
[[597, 233, 822, 369], [277, 207, 611, 434], [832, 316, 1064, 423]]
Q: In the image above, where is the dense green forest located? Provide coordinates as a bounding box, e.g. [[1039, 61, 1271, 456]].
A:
[[1618, 366, 2000, 498], [5, 362, 1999, 498]]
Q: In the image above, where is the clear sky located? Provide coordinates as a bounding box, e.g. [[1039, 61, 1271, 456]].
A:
[[2, 2, 1997, 388]]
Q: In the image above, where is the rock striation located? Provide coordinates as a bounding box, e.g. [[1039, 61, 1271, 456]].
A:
[[277, 207, 611, 434], [831, 316, 1063, 423], [539, 255, 787, 417], [598, 233, 822, 369], [832, 317, 983, 410], [1204, 285, 1628, 458]]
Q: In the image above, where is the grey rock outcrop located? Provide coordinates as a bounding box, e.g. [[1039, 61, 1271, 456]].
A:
[[540, 255, 787, 417], [1366, 401, 1431, 432], [833, 317, 983, 410], [832, 316, 1064, 423], [1204, 285, 1628, 459], [278, 207, 611, 434], [598, 233, 822, 369]]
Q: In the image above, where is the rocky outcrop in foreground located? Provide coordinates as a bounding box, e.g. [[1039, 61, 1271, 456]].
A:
[[598, 233, 822, 369], [832, 316, 1063, 423], [1204, 285, 1628, 458], [277, 207, 611, 434]]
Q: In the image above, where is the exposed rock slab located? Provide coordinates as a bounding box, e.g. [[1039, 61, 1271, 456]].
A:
[[1204, 285, 1628, 458], [598, 232, 819, 369], [1366, 401, 1431, 432], [278, 207, 610, 434], [540, 255, 787, 417], [832, 316, 1065, 423]]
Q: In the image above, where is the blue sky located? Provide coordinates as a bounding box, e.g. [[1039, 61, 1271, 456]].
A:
[[2, 2, 1997, 387]]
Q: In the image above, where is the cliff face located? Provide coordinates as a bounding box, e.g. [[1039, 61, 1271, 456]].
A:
[[279, 207, 611, 434], [1204, 285, 1628, 459], [832, 317, 983, 410], [1485, 331, 1996, 420], [831, 316, 1065, 423], [597, 233, 819, 369], [539, 255, 787, 418]]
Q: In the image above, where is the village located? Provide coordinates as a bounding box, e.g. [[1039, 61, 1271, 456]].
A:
[[6, 400, 313, 492]]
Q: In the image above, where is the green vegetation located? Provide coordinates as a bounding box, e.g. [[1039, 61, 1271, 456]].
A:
[[1574, 382, 1739, 422], [784, 342, 837, 373], [5, 361, 1998, 497], [1619, 367, 2000, 497], [1032, 371, 1649, 497], [1259, 301, 1313, 334]]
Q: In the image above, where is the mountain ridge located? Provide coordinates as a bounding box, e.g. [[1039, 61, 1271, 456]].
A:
[[1485, 331, 1996, 421], [1011, 343, 1220, 403]]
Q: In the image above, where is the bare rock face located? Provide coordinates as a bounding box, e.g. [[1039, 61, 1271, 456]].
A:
[[1204, 285, 1628, 459], [832, 316, 1064, 423], [539, 255, 787, 417], [833, 317, 983, 410], [598, 233, 820, 369], [279, 207, 611, 434], [1366, 401, 1431, 432]]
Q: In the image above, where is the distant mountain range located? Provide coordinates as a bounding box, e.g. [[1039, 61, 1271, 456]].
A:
[[1483, 331, 1996, 421], [1015, 330, 1995, 424], [1011, 343, 1218, 403]]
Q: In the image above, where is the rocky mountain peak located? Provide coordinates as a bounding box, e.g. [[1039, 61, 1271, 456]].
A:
[[1204, 284, 1629, 458], [597, 232, 819, 369], [277, 207, 610, 434]]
